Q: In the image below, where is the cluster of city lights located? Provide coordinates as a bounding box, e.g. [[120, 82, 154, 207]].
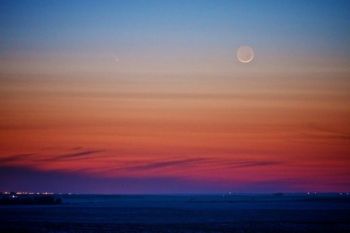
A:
[[1, 191, 54, 195]]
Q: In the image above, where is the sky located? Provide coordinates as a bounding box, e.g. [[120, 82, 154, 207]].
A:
[[1, 0, 350, 193]]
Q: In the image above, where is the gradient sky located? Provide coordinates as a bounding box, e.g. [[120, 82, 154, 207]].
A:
[[1, 0, 350, 193]]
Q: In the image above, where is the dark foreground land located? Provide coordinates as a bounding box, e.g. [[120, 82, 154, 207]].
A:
[[1, 193, 350, 233]]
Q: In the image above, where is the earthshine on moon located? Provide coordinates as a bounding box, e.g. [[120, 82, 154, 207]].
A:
[[237, 46, 255, 63]]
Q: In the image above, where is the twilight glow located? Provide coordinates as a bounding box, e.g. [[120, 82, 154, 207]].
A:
[[1, 0, 350, 193]]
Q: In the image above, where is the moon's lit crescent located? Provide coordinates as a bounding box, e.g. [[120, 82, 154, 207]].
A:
[[237, 46, 255, 63]]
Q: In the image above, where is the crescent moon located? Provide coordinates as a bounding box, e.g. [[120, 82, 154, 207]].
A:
[[236, 46, 255, 63]]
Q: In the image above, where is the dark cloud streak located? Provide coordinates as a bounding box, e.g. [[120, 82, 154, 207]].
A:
[[225, 160, 283, 168], [0, 153, 35, 163], [115, 157, 283, 172], [122, 158, 206, 171], [49, 150, 104, 161]]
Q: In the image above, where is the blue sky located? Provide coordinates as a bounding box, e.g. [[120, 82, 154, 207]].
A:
[[1, 0, 349, 59]]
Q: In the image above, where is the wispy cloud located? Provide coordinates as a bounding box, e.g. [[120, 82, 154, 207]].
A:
[[225, 160, 283, 168], [48, 91, 336, 102], [304, 124, 350, 140], [0, 148, 104, 165], [114, 157, 283, 172], [0, 153, 35, 163], [122, 158, 206, 171], [49, 149, 104, 161]]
